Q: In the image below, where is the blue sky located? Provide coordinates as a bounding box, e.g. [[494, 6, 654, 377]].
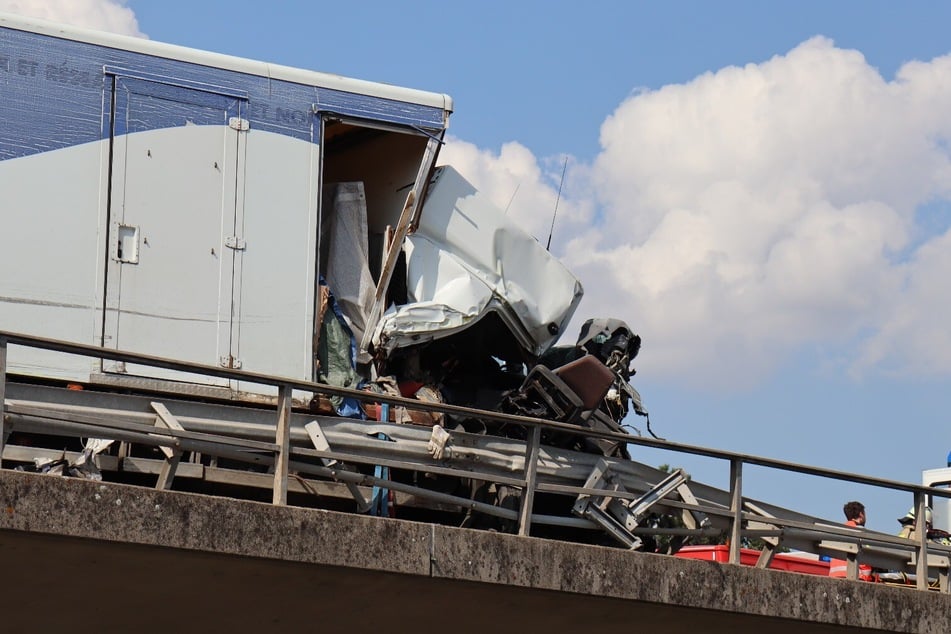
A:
[[5, 0, 951, 533]]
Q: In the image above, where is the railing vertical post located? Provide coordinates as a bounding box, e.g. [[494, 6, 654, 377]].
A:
[[915, 491, 929, 591], [0, 336, 6, 469], [272, 384, 292, 506], [729, 458, 743, 564], [517, 425, 541, 537]]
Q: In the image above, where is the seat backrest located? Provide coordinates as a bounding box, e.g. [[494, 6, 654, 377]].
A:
[[553, 354, 615, 411]]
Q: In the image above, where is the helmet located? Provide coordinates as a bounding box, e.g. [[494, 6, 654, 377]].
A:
[[898, 506, 933, 525]]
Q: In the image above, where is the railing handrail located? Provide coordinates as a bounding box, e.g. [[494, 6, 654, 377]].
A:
[[1, 329, 946, 500]]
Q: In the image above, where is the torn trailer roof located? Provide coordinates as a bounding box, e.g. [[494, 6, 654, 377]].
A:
[[329, 165, 585, 359]]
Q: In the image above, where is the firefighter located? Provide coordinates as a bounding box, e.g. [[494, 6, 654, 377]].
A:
[[897, 506, 951, 545]]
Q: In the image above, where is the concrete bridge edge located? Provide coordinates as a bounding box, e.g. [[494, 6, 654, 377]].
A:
[[0, 469, 946, 633]]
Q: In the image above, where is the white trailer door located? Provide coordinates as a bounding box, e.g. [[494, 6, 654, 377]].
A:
[[103, 77, 246, 386]]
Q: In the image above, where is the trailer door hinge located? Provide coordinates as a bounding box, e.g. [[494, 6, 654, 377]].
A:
[[229, 117, 249, 131], [219, 355, 242, 369], [225, 236, 247, 250]]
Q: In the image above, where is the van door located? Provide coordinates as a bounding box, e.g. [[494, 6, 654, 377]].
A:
[[102, 76, 247, 386]]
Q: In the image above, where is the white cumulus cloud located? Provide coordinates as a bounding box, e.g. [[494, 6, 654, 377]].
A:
[[439, 138, 594, 245], [0, 0, 144, 37], [446, 36, 951, 389]]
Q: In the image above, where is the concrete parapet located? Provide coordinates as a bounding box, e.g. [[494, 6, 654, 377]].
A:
[[0, 469, 947, 633]]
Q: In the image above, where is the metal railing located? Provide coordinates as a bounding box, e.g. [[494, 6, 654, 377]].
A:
[[1, 329, 950, 592]]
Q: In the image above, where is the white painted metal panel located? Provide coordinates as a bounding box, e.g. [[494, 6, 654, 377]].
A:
[[232, 130, 319, 388], [0, 141, 106, 379], [104, 79, 244, 385]]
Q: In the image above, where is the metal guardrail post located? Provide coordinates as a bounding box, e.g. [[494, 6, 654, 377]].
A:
[[518, 425, 542, 537], [0, 336, 6, 469], [272, 384, 292, 505], [915, 492, 928, 590], [729, 458, 743, 564]]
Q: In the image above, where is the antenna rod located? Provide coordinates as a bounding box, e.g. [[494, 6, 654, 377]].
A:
[[546, 156, 569, 251], [504, 182, 520, 214]]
